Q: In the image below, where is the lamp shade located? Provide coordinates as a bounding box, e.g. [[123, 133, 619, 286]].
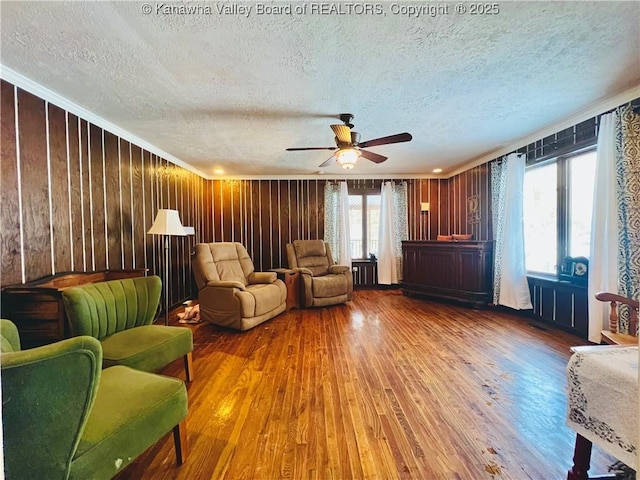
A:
[[147, 209, 187, 236]]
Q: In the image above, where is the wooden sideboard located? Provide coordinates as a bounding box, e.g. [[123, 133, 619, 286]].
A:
[[401, 241, 494, 308], [1, 269, 147, 346]]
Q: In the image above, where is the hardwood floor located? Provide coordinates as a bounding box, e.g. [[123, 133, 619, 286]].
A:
[[117, 289, 615, 480]]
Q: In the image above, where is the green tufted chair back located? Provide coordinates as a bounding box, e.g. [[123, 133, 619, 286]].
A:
[[1, 319, 102, 479], [62, 275, 162, 340]]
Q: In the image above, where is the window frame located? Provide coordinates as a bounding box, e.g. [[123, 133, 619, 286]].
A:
[[348, 187, 380, 260], [524, 144, 597, 278]]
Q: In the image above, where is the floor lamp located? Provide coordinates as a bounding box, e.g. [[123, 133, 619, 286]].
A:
[[148, 209, 187, 326]]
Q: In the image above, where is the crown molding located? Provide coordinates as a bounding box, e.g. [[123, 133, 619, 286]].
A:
[[0, 64, 209, 179], [446, 84, 640, 178]]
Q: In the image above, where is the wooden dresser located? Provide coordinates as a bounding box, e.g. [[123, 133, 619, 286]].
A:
[[1, 269, 147, 346], [401, 241, 494, 308]]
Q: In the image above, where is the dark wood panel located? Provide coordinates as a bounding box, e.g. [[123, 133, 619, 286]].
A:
[[89, 123, 106, 270], [145, 151, 158, 275], [104, 131, 122, 270], [67, 112, 85, 271], [248, 180, 261, 264], [167, 162, 180, 307], [574, 289, 589, 335], [240, 180, 248, 246], [79, 119, 92, 271], [276, 180, 291, 268], [256, 180, 269, 270], [285, 182, 303, 248], [554, 289, 575, 328], [48, 104, 72, 273], [18, 88, 51, 280], [119, 140, 134, 270], [130, 144, 145, 269], [0, 80, 21, 284], [461, 169, 470, 234], [220, 179, 232, 241], [269, 180, 280, 270], [212, 178, 222, 242], [541, 286, 556, 322], [437, 179, 449, 236], [313, 179, 321, 240]]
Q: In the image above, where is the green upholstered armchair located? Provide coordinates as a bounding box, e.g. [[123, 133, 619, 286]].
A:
[[1, 319, 188, 479], [61, 275, 194, 382], [192, 242, 287, 331], [286, 240, 353, 308]]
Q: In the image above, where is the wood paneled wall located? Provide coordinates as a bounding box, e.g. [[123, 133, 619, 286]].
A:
[[0, 79, 495, 309], [407, 163, 493, 242], [200, 179, 326, 272], [0, 80, 206, 309]]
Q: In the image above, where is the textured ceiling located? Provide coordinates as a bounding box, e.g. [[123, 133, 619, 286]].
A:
[[1, 1, 639, 178]]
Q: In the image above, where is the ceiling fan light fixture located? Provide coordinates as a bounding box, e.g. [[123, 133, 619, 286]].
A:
[[335, 148, 360, 169]]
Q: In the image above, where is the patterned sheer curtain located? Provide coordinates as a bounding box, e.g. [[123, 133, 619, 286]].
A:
[[378, 181, 408, 284], [490, 153, 532, 309], [589, 105, 640, 340], [616, 106, 640, 332], [324, 181, 351, 265]]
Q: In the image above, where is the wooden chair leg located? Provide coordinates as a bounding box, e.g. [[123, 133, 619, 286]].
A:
[[567, 433, 592, 480], [184, 352, 194, 382], [173, 420, 188, 465]]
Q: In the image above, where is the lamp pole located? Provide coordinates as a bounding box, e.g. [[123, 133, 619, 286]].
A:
[[163, 235, 170, 326], [147, 209, 187, 327]]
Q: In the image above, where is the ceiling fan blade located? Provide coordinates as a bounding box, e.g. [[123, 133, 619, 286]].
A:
[[360, 149, 387, 164], [358, 132, 412, 148], [330, 124, 352, 144], [319, 156, 336, 168], [286, 147, 337, 151]]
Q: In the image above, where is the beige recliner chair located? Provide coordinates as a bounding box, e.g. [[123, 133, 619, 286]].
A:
[[192, 242, 287, 331], [286, 240, 353, 308]]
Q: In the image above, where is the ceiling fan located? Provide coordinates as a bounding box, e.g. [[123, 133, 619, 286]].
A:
[[286, 113, 412, 169]]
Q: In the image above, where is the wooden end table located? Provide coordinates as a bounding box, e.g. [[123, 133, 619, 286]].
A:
[[271, 269, 301, 311]]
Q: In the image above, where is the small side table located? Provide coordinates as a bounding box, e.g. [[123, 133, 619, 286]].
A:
[[271, 268, 301, 311]]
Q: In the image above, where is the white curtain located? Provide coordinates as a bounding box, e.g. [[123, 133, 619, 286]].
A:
[[338, 182, 352, 266], [587, 112, 619, 343], [378, 181, 408, 285], [492, 153, 532, 309], [324, 182, 351, 266]]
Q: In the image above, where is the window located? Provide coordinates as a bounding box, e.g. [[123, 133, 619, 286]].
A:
[[568, 151, 597, 257], [348, 193, 380, 259], [523, 163, 557, 273], [523, 148, 597, 275]]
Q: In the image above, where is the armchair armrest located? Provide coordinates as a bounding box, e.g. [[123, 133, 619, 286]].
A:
[[205, 280, 246, 290], [329, 265, 351, 275], [1, 319, 21, 352], [292, 267, 314, 276], [248, 272, 277, 284]]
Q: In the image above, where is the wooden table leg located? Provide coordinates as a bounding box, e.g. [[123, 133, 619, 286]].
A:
[[567, 433, 592, 480]]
